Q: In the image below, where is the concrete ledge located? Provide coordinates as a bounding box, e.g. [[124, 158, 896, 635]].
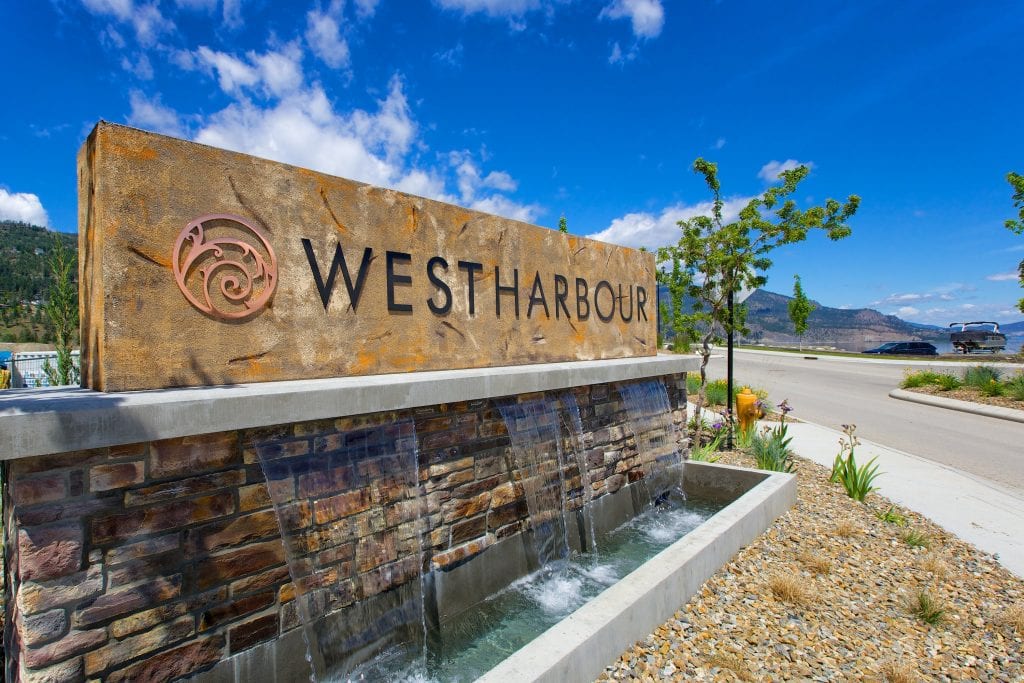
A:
[[889, 388, 1024, 424], [0, 354, 699, 460], [476, 462, 796, 683]]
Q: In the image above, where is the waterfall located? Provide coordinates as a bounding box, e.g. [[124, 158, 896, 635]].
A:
[[496, 397, 572, 572], [256, 419, 427, 681], [558, 390, 599, 554], [617, 379, 685, 506]]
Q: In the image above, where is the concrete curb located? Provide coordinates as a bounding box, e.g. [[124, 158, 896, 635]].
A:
[[889, 388, 1024, 424], [477, 464, 796, 683]]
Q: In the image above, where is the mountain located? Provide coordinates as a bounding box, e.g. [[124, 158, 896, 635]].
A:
[[0, 221, 77, 343], [739, 289, 933, 347]]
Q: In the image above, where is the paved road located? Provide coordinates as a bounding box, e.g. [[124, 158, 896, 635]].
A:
[[703, 350, 1024, 495]]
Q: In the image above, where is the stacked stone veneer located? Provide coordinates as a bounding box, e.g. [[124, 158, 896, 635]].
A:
[[3, 374, 686, 682]]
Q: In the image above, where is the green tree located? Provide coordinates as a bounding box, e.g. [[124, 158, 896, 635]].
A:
[[558, 215, 568, 233], [787, 274, 815, 350], [657, 253, 695, 351], [43, 236, 79, 386], [1006, 172, 1024, 313], [658, 158, 859, 439]]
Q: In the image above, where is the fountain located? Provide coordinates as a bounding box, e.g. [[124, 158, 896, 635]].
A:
[[0, 123, 796, 683]]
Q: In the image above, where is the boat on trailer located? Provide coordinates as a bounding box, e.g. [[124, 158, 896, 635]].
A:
[[948, 321, 1007, 354]]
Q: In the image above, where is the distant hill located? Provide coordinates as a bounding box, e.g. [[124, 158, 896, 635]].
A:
[[0, 220, 77, 342], [656, 286, 979, 350], [740, 289, 932, 347]]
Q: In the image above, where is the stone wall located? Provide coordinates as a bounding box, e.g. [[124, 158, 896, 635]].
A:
[[3, 374, 686, 682]]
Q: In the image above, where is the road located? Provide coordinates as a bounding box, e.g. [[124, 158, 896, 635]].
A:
[[703, 350, 1024, 495]]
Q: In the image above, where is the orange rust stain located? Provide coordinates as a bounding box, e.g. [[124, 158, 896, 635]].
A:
[[351, 350, 378, 374]]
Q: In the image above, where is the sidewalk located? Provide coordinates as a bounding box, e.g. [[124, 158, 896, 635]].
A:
[[777, 419, 1024, 578]]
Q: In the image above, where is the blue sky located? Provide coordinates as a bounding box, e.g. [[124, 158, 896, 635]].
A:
[[1, 0, 1023, 325]]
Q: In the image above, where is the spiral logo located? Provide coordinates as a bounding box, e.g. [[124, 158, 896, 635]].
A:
[[172, 214, 278, 321]]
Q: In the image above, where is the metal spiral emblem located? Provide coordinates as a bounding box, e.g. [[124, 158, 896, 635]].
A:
[[172, 214, 278, 321]]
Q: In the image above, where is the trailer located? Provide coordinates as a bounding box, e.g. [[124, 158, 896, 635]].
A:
[[948, 321, 1007, 354]]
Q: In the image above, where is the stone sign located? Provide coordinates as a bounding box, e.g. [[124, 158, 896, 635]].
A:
[[79, 122, 656, 392]]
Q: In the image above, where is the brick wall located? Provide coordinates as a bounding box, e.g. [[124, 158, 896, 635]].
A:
[[3, 374, 686, 682]]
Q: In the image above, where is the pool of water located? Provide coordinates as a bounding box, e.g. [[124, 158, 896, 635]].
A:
[[350, 495, 724, 682]]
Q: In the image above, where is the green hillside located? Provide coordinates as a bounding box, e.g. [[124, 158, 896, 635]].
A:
[[0, 221, 77, 343]]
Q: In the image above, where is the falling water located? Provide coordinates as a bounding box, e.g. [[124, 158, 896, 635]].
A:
[[256, 420, 427, 682], [495, 397, 572, 572], [557, 390, 599, 554], [617, 379, 685, 506]]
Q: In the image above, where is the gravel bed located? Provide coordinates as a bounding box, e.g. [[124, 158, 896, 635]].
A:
[[600, 451, 1024, 681], [906, 385, 1024, 412]]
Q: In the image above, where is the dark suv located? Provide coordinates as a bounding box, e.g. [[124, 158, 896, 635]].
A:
[[862, 342, 938, 356]]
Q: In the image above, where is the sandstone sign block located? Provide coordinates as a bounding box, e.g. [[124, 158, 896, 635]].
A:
[[79, 123, 655, 391]]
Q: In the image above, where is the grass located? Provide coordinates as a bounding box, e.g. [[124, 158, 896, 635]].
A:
[[919, 553, 949, 578], [1000, 603, 1024, 634], [875, 505, 908, 527], [706, 652, 755, 681], [835, 519, 859, 537], [768, 572, 811, 605], [964, 365, 1002, 389], [797, 550, 832, 575], [879, 660, 919, 683], [906, 589, 946, 625], [902, 529, 932, 549], [935, 373, 963, 391], [1003, 374, 1024, 401], [901, 370, 943, 388]]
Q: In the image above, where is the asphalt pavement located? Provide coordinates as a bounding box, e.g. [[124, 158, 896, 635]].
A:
[[703, 349, 1024, 495]]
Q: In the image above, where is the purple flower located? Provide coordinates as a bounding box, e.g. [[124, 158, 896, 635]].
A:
[[712, 422, 723, 431], [777, 399, 792, 415]]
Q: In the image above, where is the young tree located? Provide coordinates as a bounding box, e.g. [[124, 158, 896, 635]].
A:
[[558, 215, 568, 233], [657, 253, 696, 351], [43, 236, 79, 386], [658, 158, 859, 441], [787, 274, 815, 351], [1006, 171, 1024, 313]]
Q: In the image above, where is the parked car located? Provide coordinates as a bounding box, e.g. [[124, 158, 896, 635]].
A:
[[862, 342, 938, 356]]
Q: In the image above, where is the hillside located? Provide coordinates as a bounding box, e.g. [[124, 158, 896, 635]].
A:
[[0, 220, 77, 343], [741, 289, 932, 347]]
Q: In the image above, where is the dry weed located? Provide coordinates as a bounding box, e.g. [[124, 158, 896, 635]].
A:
[[707, 651, 754, 681], [1000, 603, 1024, 634], [769, 572, 811, 605], [919, 553, 948, 578], [879, 659, 919, 683], [798, 550, 832, 575], [835, 519, 859, 537]]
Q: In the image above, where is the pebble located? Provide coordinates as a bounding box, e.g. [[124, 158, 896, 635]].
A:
[[600, 449, 1024, 681]]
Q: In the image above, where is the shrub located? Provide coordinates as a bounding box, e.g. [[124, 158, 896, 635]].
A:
[[689, 431, 722, 463], [1003, 374, 1024, 401], [749, 426, 795, 473], [704, 378, 729, 407], [980, 379, 1004, 397], [901, 370, 942, 389], [685, 372, 701, 396], [830, 424, 881, 501], [935, 373, 962, 391], [906, 590, 945, 625], [964, 365, 1002, 389]]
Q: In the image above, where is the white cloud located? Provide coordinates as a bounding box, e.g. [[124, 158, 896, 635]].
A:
[[713, 137, 726, 150], [354, 0, 381, 18], [482, 170, 517, 192], [80, 0, 175, 46], [758, 159, 814, 183], [986, 272, 1019, 282], [222, 0, 243, 28], [895, 306, 919, 318], [599, 0, 664, 38], [193, 43, 303, 98], [434, 0, 542, 18], [306, 8, 350, 69], [0, 189, 50, 226], [121, 53, 154, 79], [127, 90, 186, 137], [608, 42, 638, 64], [588, 196, 753, 250]]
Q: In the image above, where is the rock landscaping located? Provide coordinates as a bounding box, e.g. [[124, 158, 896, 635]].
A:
[[601, 449, 1024, 681]]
